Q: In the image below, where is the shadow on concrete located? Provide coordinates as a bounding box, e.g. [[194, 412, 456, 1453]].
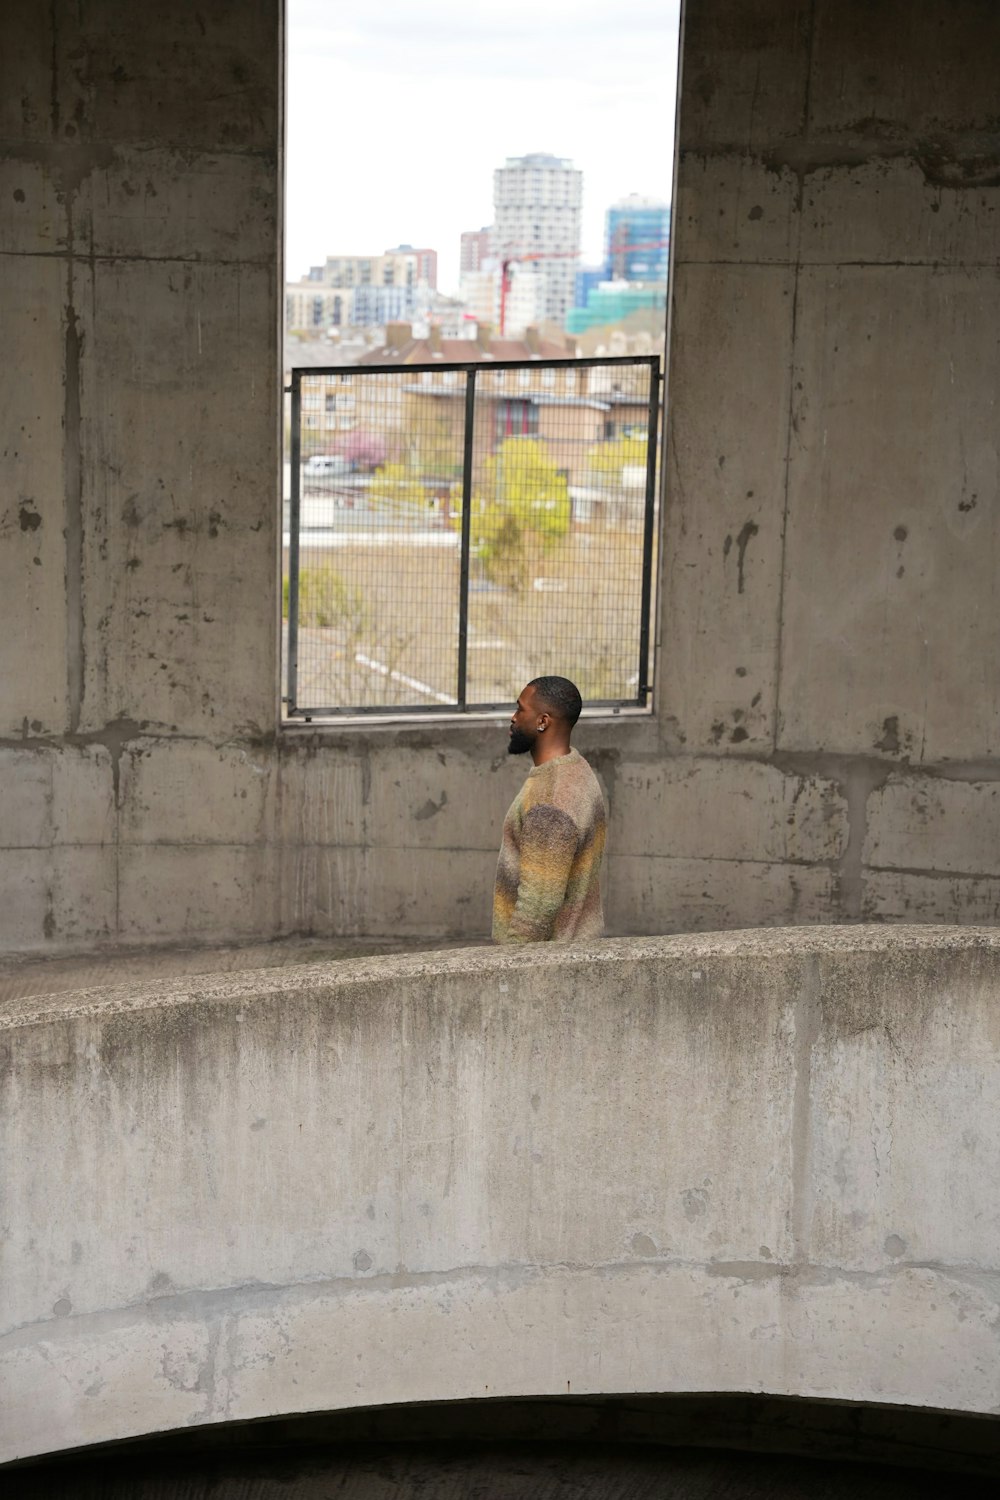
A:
[[6, 1394, 1000, 1496]]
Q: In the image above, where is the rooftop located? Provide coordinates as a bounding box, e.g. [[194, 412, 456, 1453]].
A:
[[358, 325, 575, 365]]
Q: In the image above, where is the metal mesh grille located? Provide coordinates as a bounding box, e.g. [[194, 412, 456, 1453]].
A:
[[283, 357, 659, 717]]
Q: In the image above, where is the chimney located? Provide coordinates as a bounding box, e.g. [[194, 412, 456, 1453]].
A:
[[525, 325, 540, 355], [386, 321, 411, 350], [428, 323, 442, 354], [477, 321, 494, 353]]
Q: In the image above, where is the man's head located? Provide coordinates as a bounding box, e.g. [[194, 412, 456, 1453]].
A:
[[508, 675, 583, 759]]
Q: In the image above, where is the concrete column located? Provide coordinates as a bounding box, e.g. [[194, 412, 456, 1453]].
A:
[[0, 1, 280, 947], [659, 0, 1000, 921]]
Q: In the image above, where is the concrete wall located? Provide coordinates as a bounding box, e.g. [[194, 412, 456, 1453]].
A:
[[4, 926, 1000, 1462], [0, 0, 282, 951], [2, 0, 1000, 954], [661, 0, 1000, 929]]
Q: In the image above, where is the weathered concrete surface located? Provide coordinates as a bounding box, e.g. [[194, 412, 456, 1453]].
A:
[[0, 933, 477, 1007], [3, 0, 1000, 954], [3, 927, 1000, 1462], [0, 0, 279, 952], [654, 0, 1000, 914]]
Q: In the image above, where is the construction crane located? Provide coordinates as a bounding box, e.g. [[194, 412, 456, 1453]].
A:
[[497, 239, 669, 332], [609, 228, 669, 280], [498, 249, 580, 336]]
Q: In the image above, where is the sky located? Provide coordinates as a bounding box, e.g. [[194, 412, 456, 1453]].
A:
[[286, 0, 682, 296]]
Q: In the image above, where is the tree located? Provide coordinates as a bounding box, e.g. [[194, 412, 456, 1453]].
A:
[[334, 430, 387, 469], [586, 432, 648, 477], [367, 463, 429, 514], [453, 438, 571, 590], [413, 407, 463, 481], [282, 566, 370, 635]]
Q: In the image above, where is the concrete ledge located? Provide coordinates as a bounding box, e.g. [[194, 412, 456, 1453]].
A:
[[3, 926, 1000, 1461]]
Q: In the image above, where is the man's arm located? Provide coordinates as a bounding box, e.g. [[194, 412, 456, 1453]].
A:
[[506, 802, 579, 943]]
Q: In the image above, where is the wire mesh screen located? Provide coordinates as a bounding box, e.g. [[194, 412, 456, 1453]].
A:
[[284, 356, 659, 717]]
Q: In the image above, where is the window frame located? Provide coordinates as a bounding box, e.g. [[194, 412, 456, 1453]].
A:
[[283, 355, 662, 723]]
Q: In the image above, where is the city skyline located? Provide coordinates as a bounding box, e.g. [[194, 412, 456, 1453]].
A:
[[285, 176, 671, 340], [286, 0, 681, 294]]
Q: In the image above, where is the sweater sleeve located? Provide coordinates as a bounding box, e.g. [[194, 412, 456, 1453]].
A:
[[505, 802, 580, 943]]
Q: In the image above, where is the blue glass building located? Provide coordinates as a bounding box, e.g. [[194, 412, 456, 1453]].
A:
[[574, 266, 607, 309], [604, 196, 670, 282]]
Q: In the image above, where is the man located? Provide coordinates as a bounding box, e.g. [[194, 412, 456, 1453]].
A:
[[493, 675, 607, 944]]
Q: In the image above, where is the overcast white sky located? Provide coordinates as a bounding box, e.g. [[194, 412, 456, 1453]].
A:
[[286, 0, 682, 295]]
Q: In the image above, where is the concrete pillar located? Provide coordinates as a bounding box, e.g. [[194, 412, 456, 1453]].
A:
[[0, 1, 280, 947], [660, 0, 1000, 921]]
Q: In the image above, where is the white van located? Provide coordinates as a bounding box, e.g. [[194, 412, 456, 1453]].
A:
[[303, 454, 350, 478]]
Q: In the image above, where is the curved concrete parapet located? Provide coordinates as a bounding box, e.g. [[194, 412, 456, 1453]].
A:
[[3, 927, 1000, 1463]]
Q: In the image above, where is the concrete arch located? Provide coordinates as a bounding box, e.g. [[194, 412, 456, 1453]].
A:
[[3, 928, 1000, 1463], [8, 1397, 1000, 1496]]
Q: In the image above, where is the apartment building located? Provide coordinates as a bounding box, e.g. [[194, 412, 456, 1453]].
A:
[[286, 245, 438, 331], [384, 244, 438, 290], [493, 153, 583, 327], [459, 226, 493, 275]]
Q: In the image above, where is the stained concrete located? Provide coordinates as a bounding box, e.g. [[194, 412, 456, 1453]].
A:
[[0, 933, 477, 1005], [2, 0, 1000, 953], [4, 927, 1000, 1463]]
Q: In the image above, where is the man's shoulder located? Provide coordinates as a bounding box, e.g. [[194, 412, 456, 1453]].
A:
[[532, 747, 597, 778], [531, 750, 605, 815]]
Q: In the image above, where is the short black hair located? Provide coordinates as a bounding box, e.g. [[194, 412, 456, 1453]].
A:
[[527, 675, 583, 727]]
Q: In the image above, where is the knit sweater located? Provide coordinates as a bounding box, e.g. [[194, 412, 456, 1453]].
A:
[[493, 747, 607, 944]]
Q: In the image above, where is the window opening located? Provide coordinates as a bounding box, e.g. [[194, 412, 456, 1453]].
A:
[[283, 2, 680, 720], [284, 356, 659, 716]]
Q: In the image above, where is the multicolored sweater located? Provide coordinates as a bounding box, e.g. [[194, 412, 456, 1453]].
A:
[[493, 748, 607, 944]]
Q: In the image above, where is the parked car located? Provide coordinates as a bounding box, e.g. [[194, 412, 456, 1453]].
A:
[[303, 454, 350, 478]]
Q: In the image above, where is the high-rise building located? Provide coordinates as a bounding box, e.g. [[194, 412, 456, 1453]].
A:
[[604, 195, 670, 281], [384, 244, 438, 290], [493, 153, 582, 328], [460, 227, 493, 276]]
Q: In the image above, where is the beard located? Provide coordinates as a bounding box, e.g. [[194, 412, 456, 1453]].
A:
[[508, 726, 535, 756]]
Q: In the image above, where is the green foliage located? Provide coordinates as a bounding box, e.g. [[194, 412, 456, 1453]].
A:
[[282, 568, 370, 634], [569, 646, 632, 702], [282, 566, 421, 709], [368, 463, 430, 513], [586, 432, 648, 476], [414, 411, 463, 481], [452, 438, 571, 590]]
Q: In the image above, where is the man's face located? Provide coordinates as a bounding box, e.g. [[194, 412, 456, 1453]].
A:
[[508, 685, 540, 756]]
